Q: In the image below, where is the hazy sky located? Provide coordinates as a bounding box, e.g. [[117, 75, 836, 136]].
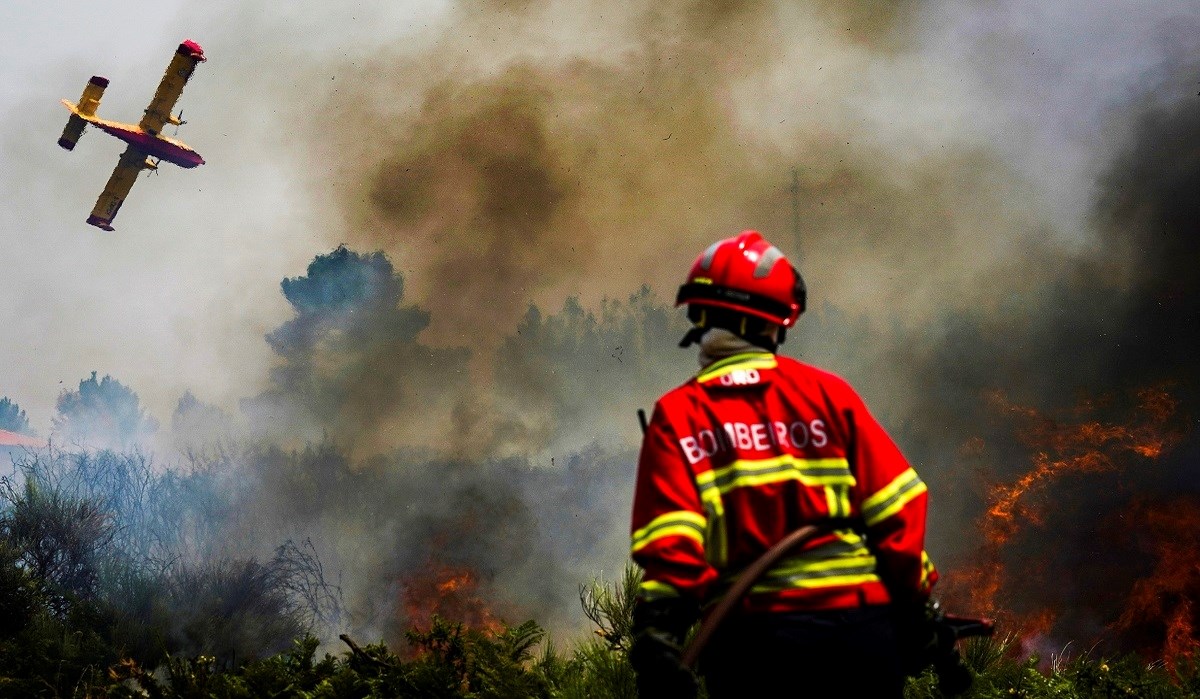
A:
[[0, 1, 432, 427], [1, 0, 1195, 434]]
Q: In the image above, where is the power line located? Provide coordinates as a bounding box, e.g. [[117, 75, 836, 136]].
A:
[[789, 167, 801, 259]]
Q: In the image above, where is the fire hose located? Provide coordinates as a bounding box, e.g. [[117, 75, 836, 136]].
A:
[[680, 524, 821, 667]]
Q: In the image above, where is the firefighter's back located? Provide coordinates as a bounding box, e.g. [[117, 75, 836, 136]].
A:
[[661, 352, 892, 613], [661, 351, 907, 697]]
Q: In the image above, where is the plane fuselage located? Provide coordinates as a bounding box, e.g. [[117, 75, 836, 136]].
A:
[[93, 121, 204, 168]]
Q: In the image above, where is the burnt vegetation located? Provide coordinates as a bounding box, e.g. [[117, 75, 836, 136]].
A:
[[0, 448, 343, 696]]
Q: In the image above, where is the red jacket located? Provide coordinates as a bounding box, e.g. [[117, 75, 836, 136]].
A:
[[631, 351, 937, 613]]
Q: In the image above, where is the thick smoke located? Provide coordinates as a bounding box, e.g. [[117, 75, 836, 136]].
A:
[[53, 373, 160, 450], [893, 60, 1200, 654], [312, 0, 1053, 359], [193, 309, 667, 640], [6, 0, 1200, 659], [1094, 86, 1200, 392], [293, 0, 1068, 498], [226, 0, 1200, 652], [109, 250, 683, 640]]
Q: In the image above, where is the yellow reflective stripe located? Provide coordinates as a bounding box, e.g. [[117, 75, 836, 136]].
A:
[[700, 496, 728, 568], [862, 468, 927, 527], [920, 550, 937, 590], [695, 479, 727, 567], [774, 555, 875, 574], [695, 456, 855, 497], [825, 484, 851, 518], [638, 580, 681, 601], [696, 352, 777, 383], [751, 551, 880, 592], [769, 533, 872, 572], [698, 351, 775, 375], [751, 572, 881, 592], [631, 511, 706, 553], [828, 528, 870, 554], [712, 530, 879, 594]]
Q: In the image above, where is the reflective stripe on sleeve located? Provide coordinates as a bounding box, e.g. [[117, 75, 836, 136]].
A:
[[920, 550, 937, 592], [862, 467, 927, 527], [631, 510, 707, 554], [638, 579, 682, 602]]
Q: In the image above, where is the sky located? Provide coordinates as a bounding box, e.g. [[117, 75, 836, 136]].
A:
[[0, 0, 1195, 433], [0, 1, 446, 428]]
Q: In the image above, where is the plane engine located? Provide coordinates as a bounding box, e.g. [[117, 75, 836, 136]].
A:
[[57, 75, 108, 151]]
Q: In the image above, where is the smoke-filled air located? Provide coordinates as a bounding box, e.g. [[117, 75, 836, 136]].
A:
[[2, 0, 1199, 692]]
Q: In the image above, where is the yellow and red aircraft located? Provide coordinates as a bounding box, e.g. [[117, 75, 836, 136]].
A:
[[58, 39, 206, 231]]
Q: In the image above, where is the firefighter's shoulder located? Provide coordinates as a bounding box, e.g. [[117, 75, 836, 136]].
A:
[[643, 379, 699, 421], [773, 355, 866, 403]]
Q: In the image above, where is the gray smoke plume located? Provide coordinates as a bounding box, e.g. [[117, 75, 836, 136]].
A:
[[6, 0, 1200, 655], [274, 0, 1200, 651], [873, 45, 1200, 652]]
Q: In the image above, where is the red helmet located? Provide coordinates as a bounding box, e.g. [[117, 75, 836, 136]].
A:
[[675, 230, 806, 327]]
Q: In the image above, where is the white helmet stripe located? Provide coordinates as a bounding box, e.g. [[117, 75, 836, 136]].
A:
[[754, 245, 784, 278], [699, 241, 721, 270]]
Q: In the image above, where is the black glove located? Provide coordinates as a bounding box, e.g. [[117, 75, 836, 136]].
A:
[[629, 598, 699, 699], [894, 600, 939, 676], [629, 628, 698, 698], [894, 599, 973, 696], [933, 649, 974, 697]]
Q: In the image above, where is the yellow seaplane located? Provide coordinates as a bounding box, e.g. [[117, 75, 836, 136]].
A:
[[58, 40, 206, 231]]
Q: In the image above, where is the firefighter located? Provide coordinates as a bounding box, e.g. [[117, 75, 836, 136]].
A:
[[628, 231, 940, 698]]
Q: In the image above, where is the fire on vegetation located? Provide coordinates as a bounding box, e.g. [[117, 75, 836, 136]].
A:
[[943, 385, 1198, 666], [399, 558, 505, 640]]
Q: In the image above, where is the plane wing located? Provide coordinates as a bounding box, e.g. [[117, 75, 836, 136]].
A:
[[87, 146, 147, 231], [138, 40, 205, 136]]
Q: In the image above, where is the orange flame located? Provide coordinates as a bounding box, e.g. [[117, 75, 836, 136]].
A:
[[951, 386, 1182, 642], [1114, 499, 1200, 671], [398, 559, 504, 638], [1164, 601, 1196, 672], [979, 387, 1178, 549], [437, 571, 472, 594]]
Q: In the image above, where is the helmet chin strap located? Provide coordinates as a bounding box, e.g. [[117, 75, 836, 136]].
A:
[[679, 306, 781, 351], [679, 307, 709, 348], [679, 323, 779, 352], [679, 326, 708, 348]]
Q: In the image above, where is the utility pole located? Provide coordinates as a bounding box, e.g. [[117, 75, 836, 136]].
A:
[[789, 167, 801, 260]]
